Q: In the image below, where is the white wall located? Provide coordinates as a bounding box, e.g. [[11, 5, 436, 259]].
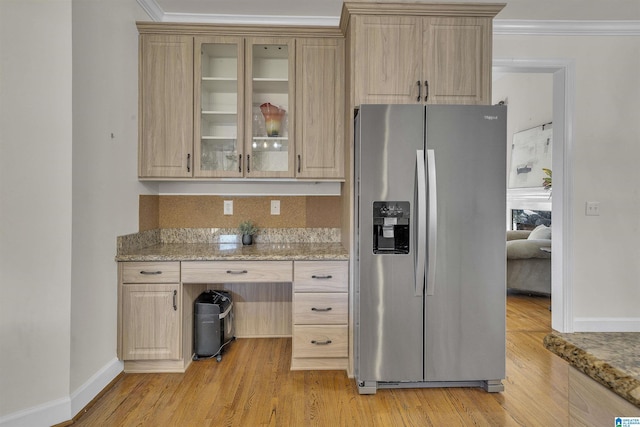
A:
[[70, 0, 153, 413], [493, 73, 553, 180], [0, 0, 73, 422], [0, 0, 153, 425], [494, 34, 640, 328], [493, 73, 553, 228]]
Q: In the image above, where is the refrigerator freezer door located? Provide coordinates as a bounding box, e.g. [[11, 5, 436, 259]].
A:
[[355, 104, 425, 383], [424, 105, 507, 382]]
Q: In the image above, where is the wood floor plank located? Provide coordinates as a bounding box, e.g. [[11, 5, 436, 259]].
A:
[[73, 294, 566, 426]]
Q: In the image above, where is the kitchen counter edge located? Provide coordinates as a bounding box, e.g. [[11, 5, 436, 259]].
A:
[[544, 332, 640, 408], [115, 242, 349, 262]]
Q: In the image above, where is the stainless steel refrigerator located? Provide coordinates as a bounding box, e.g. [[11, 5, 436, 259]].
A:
[[354, 104, 507, 394]]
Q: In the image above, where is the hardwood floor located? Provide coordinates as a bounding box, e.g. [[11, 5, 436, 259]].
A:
[[72, 294, 568, 426]]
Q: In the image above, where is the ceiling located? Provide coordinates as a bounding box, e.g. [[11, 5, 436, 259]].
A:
[[141, 0, 640, 25]]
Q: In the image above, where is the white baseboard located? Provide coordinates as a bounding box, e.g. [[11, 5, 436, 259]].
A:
[[0, 358, 123, 427], [0, 396, 70, 427], [573, 317, 640, 332], [70, 358, 123, 417]]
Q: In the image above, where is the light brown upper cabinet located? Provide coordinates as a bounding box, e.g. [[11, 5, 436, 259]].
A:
[[139, 34, 194, 178], [343, 3, 504, 106], [194, 36, 296, 178], [138, 24, 345, 181], [295, 38, 345, 179], [244, 38, 296, 178], [194, 36, 244, 178]]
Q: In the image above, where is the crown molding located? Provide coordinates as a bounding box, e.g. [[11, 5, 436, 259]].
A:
[[494, 19, 640, 36], [136, 0, 339, 26], [137, 0, 640, 35], [136, 0, 163, 22]]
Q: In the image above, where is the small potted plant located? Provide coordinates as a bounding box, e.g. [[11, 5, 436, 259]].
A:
[[238, 220, 258, 245]]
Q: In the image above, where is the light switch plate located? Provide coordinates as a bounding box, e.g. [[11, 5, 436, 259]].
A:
[[271, 200, 280, 215], [224, 200, 233, 215]]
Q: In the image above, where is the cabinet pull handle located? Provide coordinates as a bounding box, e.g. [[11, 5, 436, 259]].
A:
[[416, 80, 422, 102], [187, 153, 191, 172], [311, 340, 332, 345], [238, 154, 242, 173], [311, 307, 332, 312], [311, 275, 332, 279], [424, 80, 429, 102], [297, 154, 301, 173], [226, 270, 248, 274], [140, 270, 162, 275], [172, 290, 177, 311], [246, 154, 250, 173]]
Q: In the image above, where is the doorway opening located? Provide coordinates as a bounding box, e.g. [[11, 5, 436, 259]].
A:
[[493, 59, 575, 333]]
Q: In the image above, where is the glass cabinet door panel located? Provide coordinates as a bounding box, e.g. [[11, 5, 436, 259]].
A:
[[246, 38, 295, 177], [249, 137, 290, 173], [195, 37, 244, 177]]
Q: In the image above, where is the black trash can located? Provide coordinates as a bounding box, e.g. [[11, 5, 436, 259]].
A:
[[193, 290, 235, 361]]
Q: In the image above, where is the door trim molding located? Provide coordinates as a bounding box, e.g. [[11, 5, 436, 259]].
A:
[[493, 58, 575, 333]]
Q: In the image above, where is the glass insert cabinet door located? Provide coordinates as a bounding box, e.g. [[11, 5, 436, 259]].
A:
[[194, 37, 244, 177], [245, 38, 295, 178]]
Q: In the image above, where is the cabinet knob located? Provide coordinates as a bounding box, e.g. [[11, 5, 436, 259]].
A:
[[187, 153, 191, 172], [311, 307, 332, 312], [424, 80, 429, 102], [172, 290, 177, 311], [311, 275, 332, 279], [416, 80, 422, 102], [246, 154, 250, 173], [139, 270, 162, 275], [311, 340, 332, 345], [238, 154, 242, 173]]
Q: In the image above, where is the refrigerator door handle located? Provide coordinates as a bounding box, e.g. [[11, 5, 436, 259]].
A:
[[415, 150, 427, 297], [426, 149, 437, 296]]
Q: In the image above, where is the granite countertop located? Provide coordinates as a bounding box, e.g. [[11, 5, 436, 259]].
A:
[[544, 332, 640, 407], [115, 228, 348, 262], [116, 242, 348, 261]]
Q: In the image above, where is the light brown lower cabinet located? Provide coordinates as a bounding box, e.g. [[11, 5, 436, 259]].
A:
[[121, 283, 181, 361], [118, 262, 206, 373], [291, 261, 349, 370], [118, 259, 349, 372]]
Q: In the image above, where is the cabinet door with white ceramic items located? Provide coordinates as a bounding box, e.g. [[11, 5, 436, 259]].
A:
[[194, 37, 245, 178], [245, 38, 295, 178]]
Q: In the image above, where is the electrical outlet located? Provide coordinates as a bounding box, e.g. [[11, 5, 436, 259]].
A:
[[585, 201, 600, 216], [271, 200, 280, 215], [224, 200, 233, 215]]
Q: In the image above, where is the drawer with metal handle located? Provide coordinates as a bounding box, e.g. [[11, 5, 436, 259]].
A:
[[181, 261, 292, 283], [121, 262, 180, 283], [292, 325, 348, 358], [293, 293, 347, 324], [293, 261, 348, 292]]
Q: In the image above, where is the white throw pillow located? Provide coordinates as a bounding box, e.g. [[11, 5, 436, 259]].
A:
[[528, 224, 551, 240]]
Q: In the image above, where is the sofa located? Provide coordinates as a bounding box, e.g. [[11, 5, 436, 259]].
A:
[[506, 225, 551, 295]]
